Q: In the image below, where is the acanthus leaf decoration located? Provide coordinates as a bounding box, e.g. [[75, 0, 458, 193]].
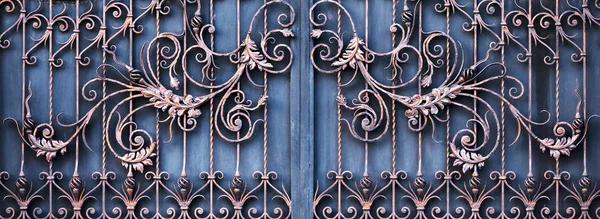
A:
[[281, 28, 294, 38], [241, 37, 273, 71], [332, 36, 365, 70], [142, 85, 205, 119], [539, 134, 579, 159], [119, 142, 156, 173], [402, 85, 461, 119], [310, 29, 324, 39], [449, 143, 486, 173], [29, 134, 68, 162]]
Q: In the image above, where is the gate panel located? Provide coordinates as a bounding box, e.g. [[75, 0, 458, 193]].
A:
[[0, 0, 296, 217], [311, 0, 600, 218]]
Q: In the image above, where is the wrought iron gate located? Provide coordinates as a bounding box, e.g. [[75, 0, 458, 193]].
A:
[[0, 0, 298, 217], [1, 0, 600, 218], [310, 0, 600, 218]]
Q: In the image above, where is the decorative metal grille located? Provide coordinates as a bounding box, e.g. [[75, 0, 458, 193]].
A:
[[311, 0, 600, 218], [0, 0, 295, 217], [2, 0, 600, 217]]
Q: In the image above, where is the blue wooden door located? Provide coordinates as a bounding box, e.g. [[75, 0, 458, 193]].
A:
[[1, 0, 600, 218]]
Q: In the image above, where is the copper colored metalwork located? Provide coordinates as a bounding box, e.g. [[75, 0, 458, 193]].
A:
[[0, 0, 294, 217], [2, 0, 600, 217], [311, 0, 600, 218]]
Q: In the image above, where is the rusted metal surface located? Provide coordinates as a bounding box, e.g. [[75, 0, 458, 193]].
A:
[[0, 0, 294, 217], [311, 0, 600, 218]]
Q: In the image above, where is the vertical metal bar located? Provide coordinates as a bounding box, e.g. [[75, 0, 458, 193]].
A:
[[208, 0, 216, 214], [363, 0, 369, 183], [553, 1, 561, 215], [262, 0, 270, 214], [101, 0, 108, 214], [416, 0, 423, 182], [444, 0, 452, 216], [235, 0, 241, 181], [128, 0, 133, 156], [74, 0, 80, 178], [209, 0, 215, 176], [499, 0, 506, 215], [181, 0, 188, 180], [19, 0, 26, 180], [390, 0, 397, 202], [154, 1, 161, 214], [263, 0, 269, 176], [336, 0, 342, 175], [47, 0, 55, 215], [48, 0, 54, 126], [471, 0, 479, 183], [554, 0, 560, 122], [336, 0, 343, 215], [582, 0, 588, 179], [527, 0, 533, 181]]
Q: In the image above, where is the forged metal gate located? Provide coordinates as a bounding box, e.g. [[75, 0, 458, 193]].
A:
[[1, 0, 600, 218], [310, 0, 600, 218], [0, 0, 298, 217]]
